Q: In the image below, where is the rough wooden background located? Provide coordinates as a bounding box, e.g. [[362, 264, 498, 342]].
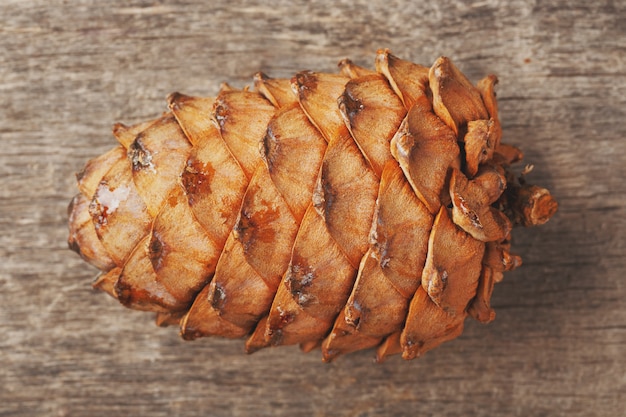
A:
[[1, 0, 624, 416]]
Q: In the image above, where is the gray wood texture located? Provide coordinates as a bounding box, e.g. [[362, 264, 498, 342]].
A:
[[1, 0, 624, 416]]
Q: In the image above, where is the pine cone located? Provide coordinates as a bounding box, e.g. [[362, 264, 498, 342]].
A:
[[68, 50, 557, 361]]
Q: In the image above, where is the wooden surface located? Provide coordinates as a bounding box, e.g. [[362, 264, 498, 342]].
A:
[[1, 1, 624, 416]]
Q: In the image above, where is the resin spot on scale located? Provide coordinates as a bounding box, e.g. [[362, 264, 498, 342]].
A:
[[129, 135, 155, 173]]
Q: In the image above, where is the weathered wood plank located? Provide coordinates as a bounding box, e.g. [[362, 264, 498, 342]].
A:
[[1, 0, 624, 416]]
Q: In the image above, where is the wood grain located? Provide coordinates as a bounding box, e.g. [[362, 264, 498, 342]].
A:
[[1, 0, 624, 416]]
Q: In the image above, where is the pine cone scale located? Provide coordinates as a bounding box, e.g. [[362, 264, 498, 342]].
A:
[[338, 73, 406, 177], [212, 90, 276, 179], [168, 94, 248, 243], [261, 103, 327, 222]]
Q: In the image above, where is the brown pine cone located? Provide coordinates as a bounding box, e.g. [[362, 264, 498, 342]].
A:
[[68, 49, 557, 362]]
